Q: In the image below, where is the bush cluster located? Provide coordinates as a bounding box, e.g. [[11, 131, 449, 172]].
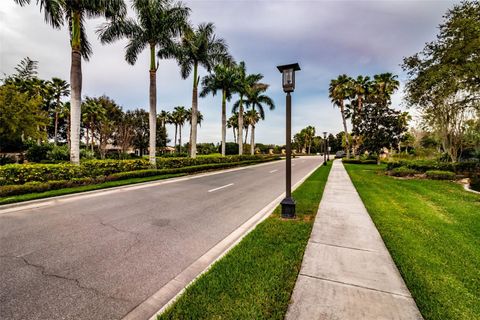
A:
[[342, 159, 377, 165], [470, 176, 480, 192], [0, 157, 278, 197], [386, 159, 479, 175], [389, 166, 419, 177], [425, 170, 456, 180]]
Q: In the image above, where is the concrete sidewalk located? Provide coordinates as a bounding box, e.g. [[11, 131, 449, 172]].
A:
[[286, 160, 423, 320]]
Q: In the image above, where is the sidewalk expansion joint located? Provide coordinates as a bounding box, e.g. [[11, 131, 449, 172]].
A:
[[309, 240, 377, 252], [298, 273, 412, 299]]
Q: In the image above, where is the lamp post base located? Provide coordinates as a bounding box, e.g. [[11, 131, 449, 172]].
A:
[[281, 197, 296, 219]]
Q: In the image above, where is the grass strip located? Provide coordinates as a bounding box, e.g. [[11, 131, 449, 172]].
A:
[[345, 163, 480, 320], [158, 161, 332, 320], [0, 159, 278, 206]]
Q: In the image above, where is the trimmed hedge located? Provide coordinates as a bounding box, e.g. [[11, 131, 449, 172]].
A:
[[386, 159, 479, 174], [390, 166, 418, 177], [425, 170, 456, 180], [342, 159, 377, 165], [0, 158, 278, 197], [0, 155, 278, 186]]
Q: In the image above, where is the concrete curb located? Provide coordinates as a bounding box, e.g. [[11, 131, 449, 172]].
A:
[[121, 159, 325, 320]]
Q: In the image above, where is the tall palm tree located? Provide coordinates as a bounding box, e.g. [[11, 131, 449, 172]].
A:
[[352, 75, 371, 113], [15, 0, 127, 164], [227, 113, 239, 143], [373, 73, 400, 106], [232, 62, 263, 155], [98, 0, 189, 165], [200, 63, 237, 156], [49, 77, 70, 145], [176, 22, 230, 158], [329, 74, 353, 158], [171, 106, 188, 152], [244, 109, 261, 155]]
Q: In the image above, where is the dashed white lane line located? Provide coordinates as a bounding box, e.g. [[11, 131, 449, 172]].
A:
[[269, 169, 278, 173], [208, 183, 234, 193]]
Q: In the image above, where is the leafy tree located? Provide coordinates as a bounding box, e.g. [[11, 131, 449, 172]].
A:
[[15, 0, 127, 164], [402, 1, 480, 162], [98, 0, 189, 165], [0, 84, 46, 152], [131, 109, 150, 156], [354, 103, 408, 163], [176, 22, 230, 158], [156, 110, 170, 150], [115, 110, 136, 156], [200, 63, 238, 156]]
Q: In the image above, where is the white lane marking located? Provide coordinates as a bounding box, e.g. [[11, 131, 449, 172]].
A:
[[208, 183, 234, 193], [269, 169, 278, 173]]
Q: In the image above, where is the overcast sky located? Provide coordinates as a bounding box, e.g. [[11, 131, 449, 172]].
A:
[[0, 0, 457, 145]]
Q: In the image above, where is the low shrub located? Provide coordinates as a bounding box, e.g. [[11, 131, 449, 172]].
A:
[[390, 166, 419, 177], [425, 170, 455, 180], [386, 159, 479, 174], [342, 159, 377, 165]]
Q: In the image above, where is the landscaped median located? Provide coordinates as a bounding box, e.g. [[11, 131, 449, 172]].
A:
[[156, 161, 332, 320], [0, 155, 279, 205], [344, 163, 480, 320]]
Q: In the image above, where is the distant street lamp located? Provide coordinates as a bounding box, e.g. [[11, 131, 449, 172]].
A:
[[277, 63, 301, 219], [323, 131, 327, 165]]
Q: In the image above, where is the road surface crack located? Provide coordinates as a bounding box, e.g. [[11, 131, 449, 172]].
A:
[[1, 254, 130, 303], [99, 220, 141, 257]]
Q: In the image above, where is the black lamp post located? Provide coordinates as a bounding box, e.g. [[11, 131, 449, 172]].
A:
[[323, 131, 327, 165], [277, 63, 301, 219]]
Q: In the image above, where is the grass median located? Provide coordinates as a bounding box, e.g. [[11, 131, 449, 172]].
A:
[[158, 161, 332, 320], [345, 163, 480, 320]]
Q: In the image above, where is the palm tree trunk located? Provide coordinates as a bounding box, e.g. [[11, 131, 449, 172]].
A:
[[221, 90, 226, 156], [238, 97, 244, 155], [54, 107, 59, 145], [85, 127, 89, 151], [69, 48, 82, 164], [189, 62, 199, 158], [244, 125, 249, 145], [149, 44, 157, 166], [179, 124, 182, 153], [250, 125, 255, 155], [340, 102, 350, 158], [174, 124, 178, 153], [232, 127, 236, 144]]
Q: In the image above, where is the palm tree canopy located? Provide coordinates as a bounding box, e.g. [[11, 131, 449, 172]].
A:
[[200, 63, 238, 100], [187, 108, 203, 125], [227, 112, 239, 129], [50, 77, 70, 99], [328, 74, 353, 107], [235, 84, 275, 120], [244, 109, 260, 127], [16, 0, 127, 60], [373, 73, 400, 102], [97, 0, 189, 66], [176, 22, 231, 80], [171, 106, 188, 126]]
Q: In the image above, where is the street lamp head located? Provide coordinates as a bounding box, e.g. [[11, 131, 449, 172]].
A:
[[323, 131, 327, 138], [277, 63, 301, 93]]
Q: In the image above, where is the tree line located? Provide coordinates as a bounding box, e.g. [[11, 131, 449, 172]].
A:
[[7, 0, 275, 165]]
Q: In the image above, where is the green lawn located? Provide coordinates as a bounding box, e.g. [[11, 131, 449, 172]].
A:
[[345, 164, 480, 320], [158, 162, 332, 320], [0, 173, 185, 205]]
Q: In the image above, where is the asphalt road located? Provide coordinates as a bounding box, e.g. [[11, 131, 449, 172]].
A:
[[0, 156, 323, 320]]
